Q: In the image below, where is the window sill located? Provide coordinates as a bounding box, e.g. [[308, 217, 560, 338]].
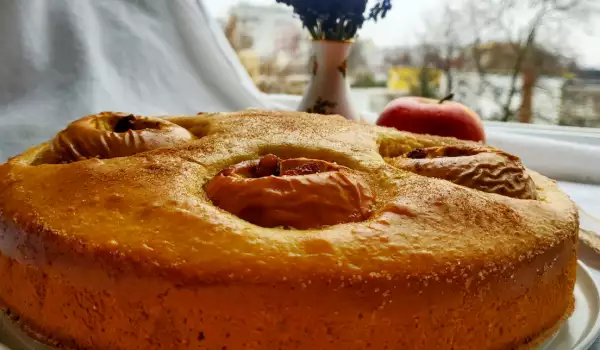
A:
[[265, 93, 600, 146], [483, 122, 600, 146]]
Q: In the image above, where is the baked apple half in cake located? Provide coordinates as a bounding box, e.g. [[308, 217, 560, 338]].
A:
[[206, 154, 375, 229], [32, 111, 194, 164], [386, 145, 538, 200]]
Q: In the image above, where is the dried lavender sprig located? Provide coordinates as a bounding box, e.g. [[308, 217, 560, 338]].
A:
[[275, 0, 392, 41], [368, 0, 392, 22]]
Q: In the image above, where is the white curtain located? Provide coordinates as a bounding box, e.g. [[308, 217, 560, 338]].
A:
[[0, 0, 282, 161]]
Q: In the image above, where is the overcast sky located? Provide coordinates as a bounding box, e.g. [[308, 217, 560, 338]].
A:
[[205, 0, 600, 69]]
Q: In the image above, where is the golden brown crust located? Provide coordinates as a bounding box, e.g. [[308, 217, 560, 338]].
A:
[[0, 109, 579, 349], [0, 306, 574, 350], [0, 241, 576, 350]]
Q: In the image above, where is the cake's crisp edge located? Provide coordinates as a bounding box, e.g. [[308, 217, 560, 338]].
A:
[[0, 302, 574, 350]]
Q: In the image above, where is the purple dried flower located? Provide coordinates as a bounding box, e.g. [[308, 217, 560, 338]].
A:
[[275, 0, 393, 41]]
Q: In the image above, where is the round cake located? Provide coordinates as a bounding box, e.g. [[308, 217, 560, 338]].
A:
[[0, 110, 578, 350]]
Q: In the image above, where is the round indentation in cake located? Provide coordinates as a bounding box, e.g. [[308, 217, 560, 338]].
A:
[[205, 154, 376, 229]]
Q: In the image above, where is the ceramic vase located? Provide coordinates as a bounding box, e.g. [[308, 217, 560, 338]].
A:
[[298, 40, 359, 121]]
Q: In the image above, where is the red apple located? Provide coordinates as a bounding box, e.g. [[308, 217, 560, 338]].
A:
[[376, 94, 486, 142]]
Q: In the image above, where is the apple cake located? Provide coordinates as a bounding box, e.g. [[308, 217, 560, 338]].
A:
[[0, 110, 578, 349]]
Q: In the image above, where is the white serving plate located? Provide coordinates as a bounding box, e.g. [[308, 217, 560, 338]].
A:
[[541, 262, 600, 350], [0, 262, 598, 350]]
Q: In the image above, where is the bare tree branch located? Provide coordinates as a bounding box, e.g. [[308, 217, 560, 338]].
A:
[[500, 6, 547, 121], [415, 0, 595, 124]]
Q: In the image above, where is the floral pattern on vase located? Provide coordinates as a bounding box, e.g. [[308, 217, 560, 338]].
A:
[[306, 97, 338, 114], [338, 59, 347, 78]]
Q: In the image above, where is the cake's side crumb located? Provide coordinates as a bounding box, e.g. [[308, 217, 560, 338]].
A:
[[0, 296, 575, 350]]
